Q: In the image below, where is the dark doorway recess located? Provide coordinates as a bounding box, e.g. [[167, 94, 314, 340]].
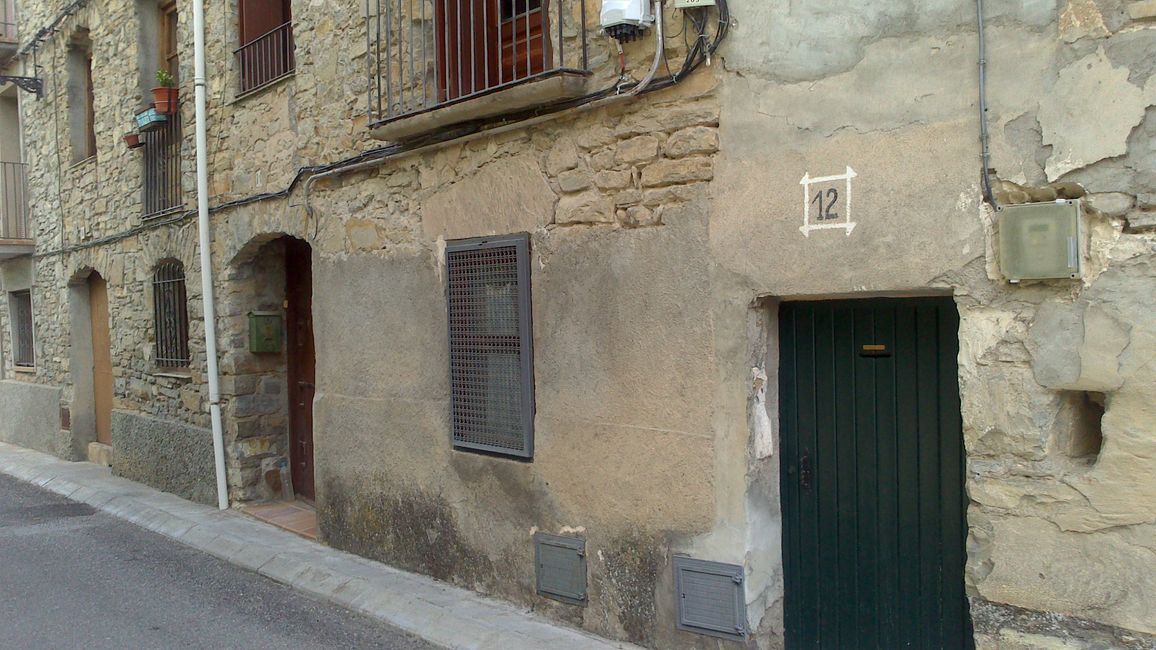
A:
[[285, 238, 315, 501], [779, 297, 973, 649]]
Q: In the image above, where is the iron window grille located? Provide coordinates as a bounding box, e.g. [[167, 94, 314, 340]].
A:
[[8, 289, 34, 367], [142, 108, 183, 217], [153, 260, 190, 368], [445, 233, 534, 458], [366, 0, 589, 125]]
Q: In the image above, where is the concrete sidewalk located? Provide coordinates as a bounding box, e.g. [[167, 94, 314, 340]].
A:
[[0, 442, 642, 650]]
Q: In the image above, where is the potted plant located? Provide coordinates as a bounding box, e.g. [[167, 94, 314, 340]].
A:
[[123, 131, 144, 149], [152, 69, 179, 114]]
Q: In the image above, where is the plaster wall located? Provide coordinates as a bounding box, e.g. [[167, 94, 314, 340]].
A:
[[715, 0, 1156, 646]]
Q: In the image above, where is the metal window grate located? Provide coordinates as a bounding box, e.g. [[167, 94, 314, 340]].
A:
[[142, 111, 183, 217], [535, 533, 586, 605], [8, 290, 34, 367], [446, 234, 534, 458], [673, 556, 747, 641], [153, 260, 190, 368]]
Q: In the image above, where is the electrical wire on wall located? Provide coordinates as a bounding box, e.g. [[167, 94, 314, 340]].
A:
[[31, 0, 732, 260]]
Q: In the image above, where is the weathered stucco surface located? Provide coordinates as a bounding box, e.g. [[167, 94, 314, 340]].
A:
[[716, 0, 1156, 646]]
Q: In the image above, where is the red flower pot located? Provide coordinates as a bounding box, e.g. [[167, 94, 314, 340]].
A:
[[124, 133, 144, 149], [152, 87, 179, 114]]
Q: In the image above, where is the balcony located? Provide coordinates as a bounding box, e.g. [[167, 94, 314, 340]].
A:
[[366, 0, 591, 141], [1, 0, 16, 62], [0, 161, 31, 259], [235, 20, 295, 96]]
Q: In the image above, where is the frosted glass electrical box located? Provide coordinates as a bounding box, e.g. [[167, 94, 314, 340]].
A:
[[998, 200, 1082, 283]]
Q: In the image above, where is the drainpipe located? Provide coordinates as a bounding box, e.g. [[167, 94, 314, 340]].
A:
[[193, 0, 229, 510]]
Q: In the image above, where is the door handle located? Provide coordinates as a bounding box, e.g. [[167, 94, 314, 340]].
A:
[[800, 448, 813, 492], [297, 381, 315, 389]]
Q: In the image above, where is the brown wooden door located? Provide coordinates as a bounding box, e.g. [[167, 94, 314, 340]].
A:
[[285, 239, 315, 500], [89, 274, 113, 446]]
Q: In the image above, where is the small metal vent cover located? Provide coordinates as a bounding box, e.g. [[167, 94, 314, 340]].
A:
[[535, 533, 586, 605], [673, 556, 747, 641]]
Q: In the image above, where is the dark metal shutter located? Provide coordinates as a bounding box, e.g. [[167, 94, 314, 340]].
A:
[[535, 533, 586, 605], [673, 556, 747, 641], [445, 233, 534, 458]]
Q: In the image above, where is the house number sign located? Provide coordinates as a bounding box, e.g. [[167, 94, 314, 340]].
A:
[[799, 166, 858, 237]]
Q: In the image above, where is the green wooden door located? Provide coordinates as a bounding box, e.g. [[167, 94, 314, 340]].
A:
[[779, 298, 972, 649]]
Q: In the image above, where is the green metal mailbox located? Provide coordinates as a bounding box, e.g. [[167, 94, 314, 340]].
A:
[[248, 311, 283, 354]]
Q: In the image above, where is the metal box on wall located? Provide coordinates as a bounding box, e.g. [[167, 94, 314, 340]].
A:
[[248, 311, 283, 353], [998, 200, 1082, 283]]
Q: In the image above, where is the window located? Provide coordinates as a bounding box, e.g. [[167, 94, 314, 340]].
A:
[[153, 260, 190, 368], [8, 290, 33, 368], [445, 234, 534, 458], [237, 0, 294, 94], [142, 2, 182, 216], [67, 31, 96, 162], [160, 1, 179, 82], [435, 0, 549, 103]]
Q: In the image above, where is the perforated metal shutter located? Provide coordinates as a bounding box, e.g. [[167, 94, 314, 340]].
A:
[[445, 234, 534, 458], [535, 533, 586, 605], [674, 556, 747, 641]]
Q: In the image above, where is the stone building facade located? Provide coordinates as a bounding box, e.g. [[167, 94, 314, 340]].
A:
[[1, 0, 1154, 648]]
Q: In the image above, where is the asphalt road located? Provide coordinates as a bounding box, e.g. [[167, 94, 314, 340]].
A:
[[0, 473, 437, 650]]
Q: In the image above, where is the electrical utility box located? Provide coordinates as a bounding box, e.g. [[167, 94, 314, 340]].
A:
[[601, 0, 652, 41], [248, 311, 283, 353], [674, 0, 716, 8], [998, 200, 1082, 283]]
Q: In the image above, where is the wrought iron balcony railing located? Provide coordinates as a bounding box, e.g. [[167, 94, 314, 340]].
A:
[[0, 161, 29, 241], [142, 114, 184, 217], [235, 20, 295, 95], [366, 0, 589, 125]]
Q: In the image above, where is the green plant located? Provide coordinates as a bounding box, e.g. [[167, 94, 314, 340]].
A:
[[155, 69, 176, 88]]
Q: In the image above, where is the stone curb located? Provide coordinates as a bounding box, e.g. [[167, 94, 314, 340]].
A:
[[0, 442, 643, 650]]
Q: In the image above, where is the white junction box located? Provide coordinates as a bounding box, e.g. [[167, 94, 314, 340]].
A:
[[601, 0, 652, 29], [674, 0, 716, 8]]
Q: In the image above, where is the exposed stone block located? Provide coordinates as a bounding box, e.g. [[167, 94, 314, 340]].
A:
[[1127, 0, 1156, 20], [1085, 192, 1134, 217], [663, 126, 719, 158], [640, 158, 713, 187], [557, 168, 592, 193], [594, 170, 632, 191], [545, 137, 580, 176], [555, 191, 614, 225], [616, 135, 659, 165]]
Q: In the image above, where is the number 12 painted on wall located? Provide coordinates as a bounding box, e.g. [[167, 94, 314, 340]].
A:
[[799, 167, 857, 237]]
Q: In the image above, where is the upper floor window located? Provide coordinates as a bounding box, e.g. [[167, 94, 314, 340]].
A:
[[236, 0, 294, 95], [153, 260, 190, 368], [67, 30, 96, 163], [160, 1, 179, 82], [7, 289, 34, 368], [445, 234, 535, 459]]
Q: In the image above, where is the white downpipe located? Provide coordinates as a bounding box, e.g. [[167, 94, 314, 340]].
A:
[[193, 0, 229, 510]]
